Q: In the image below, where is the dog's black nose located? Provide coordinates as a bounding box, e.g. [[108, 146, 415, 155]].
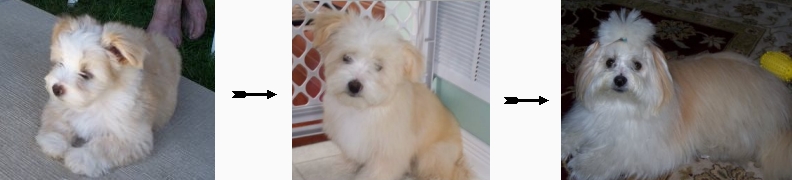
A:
[[614, 75, 627, 87], [347, 80, 362, 94], [52, 84, 65, 96]]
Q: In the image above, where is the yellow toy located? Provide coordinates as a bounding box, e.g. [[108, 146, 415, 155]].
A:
[[760, 51, 792, 82]]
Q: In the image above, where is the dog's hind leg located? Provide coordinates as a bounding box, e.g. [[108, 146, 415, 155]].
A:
[[758, 133, 792, 180], [415, 142, 470, 180]]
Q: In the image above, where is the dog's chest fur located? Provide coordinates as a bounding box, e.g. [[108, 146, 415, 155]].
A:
[[323, 97, 415, 163], [56, 92, 145, 139], [565, 103, 691, 177]]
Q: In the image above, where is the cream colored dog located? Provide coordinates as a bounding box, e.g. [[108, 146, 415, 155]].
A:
[[562, 9, 792, 180], [312, 12, 470, 180], [35, 15, 181, 177]]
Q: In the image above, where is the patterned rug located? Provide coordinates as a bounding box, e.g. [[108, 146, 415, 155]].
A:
[[561, 0, 792, 179]]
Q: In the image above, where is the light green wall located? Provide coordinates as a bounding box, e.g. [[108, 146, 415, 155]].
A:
[[434, 77, 490, 145]]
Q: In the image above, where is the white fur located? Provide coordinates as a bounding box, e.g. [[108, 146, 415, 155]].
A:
[[320, 16, 406, 109], [36, 15, 181, 177], [315, 12, 469, 180], [597, 9, 655, 48], [563, 9, 685, 180], [563, 9, 792, 180], [319, 15, 420, 179], [323, 94, 417, 178]]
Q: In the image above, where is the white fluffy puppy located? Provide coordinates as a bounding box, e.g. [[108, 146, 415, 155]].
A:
[[311, 12, 470, 180], [36, 15, 181, 177], [562, 9, 792, 180]]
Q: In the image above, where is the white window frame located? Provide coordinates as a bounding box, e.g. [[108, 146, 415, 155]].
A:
[[424, 1, 490, 103]]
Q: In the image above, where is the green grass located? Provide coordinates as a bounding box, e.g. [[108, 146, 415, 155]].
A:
[[23, 0, 215, 91]]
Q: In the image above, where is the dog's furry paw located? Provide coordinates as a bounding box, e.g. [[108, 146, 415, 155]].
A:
[[561, 143, 580, 163], [36, 132, 70, 159], [64, 148, 110, 177], [567, 157, 616, 180], [561, 131, 583, 162]]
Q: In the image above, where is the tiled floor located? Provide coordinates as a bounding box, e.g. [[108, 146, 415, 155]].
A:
[[292, 141, 351, 180], [292, 141, 417, 180]]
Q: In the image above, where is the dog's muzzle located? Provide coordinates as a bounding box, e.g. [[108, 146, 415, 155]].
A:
[[613, 75, 627, 92], [347, 79, 362, 96]]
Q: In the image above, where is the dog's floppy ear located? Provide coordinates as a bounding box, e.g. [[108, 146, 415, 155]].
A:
[[402, 41, 425, 82], [648, 44, 674, 111], [311, 11, 351, 50], [100, 23, 148, 69], [575, 41, 600, 102]]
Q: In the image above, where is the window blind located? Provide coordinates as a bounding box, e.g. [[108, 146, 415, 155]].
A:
[[432, 1, 490, 103]]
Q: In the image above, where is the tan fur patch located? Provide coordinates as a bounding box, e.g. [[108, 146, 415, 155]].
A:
[[401, 40, 425, 82]]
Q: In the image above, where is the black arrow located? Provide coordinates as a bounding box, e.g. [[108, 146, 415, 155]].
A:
[[504, 96, 548, 105], [232, 90, 277, 99]]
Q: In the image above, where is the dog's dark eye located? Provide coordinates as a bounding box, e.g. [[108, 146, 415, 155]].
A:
[[79, 71, 93, 80], [633, 61, 642, 71], [606, 58, 615, 68], [375, 64, 383, 71], [343, 55, 352, 63]]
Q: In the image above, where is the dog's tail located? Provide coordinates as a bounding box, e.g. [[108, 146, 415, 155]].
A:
[[759, 131, 792, 180]]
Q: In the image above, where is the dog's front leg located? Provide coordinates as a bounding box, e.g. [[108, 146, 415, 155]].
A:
[[63, 129, 154, 177], [36, 106, 75, 160], [566, 147, 624, 180], [561, 125, 587, 162]]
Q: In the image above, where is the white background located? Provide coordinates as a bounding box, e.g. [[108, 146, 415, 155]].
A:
[[216, 0, 560, 179]]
